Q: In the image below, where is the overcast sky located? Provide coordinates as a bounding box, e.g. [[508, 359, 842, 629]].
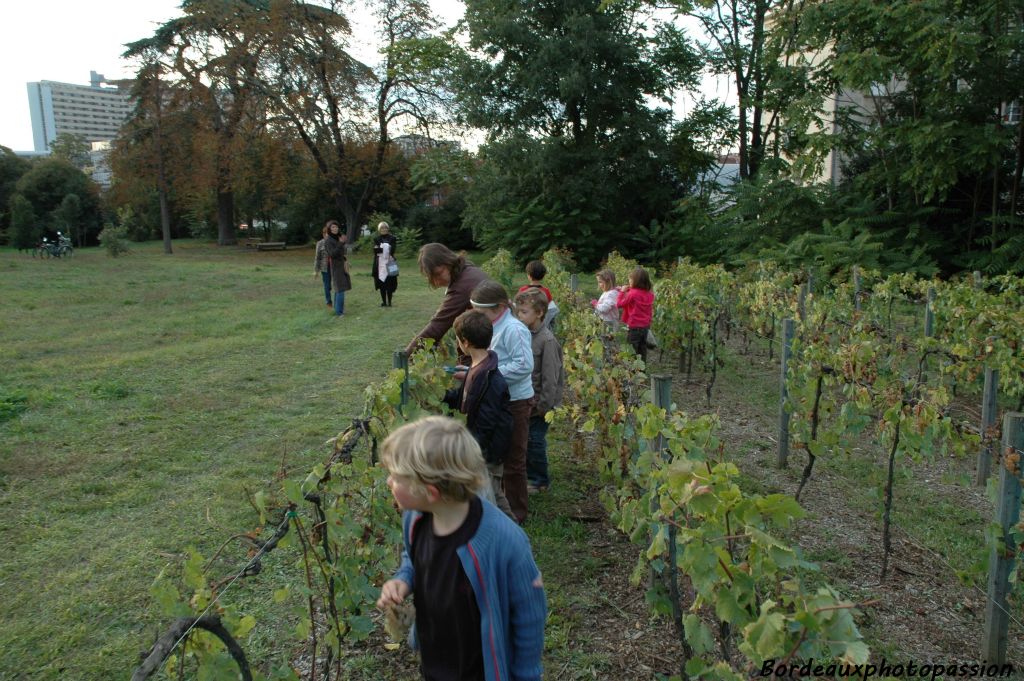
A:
[[0, 1, 729, 153], [0, 0, 467, 152]]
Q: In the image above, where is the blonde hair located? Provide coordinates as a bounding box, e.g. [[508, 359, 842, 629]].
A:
[[513, 288, 548, 319], [380, 416, 488, 502], [596, 269, 616, 288], [378, 221, 390, 234]]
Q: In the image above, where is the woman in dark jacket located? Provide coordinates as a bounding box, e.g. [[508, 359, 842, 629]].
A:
[[371, 221, 398, 307], [323, 220, 352, 317]]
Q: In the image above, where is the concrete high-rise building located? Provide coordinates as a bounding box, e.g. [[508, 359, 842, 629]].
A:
[[27, 71, 132, 152]]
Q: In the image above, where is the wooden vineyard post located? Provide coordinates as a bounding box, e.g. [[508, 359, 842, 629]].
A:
[[974, 270, 983, 289], [650, 372, 689, 674], [798, 283, 808, 323], [982, 412, 1023, 665], [778, 319, 795, 468], [570, 273, 579, 293], [647, 374, 671, 585], [853, 266, 862, 313], [924, 287, 936, 338], [393, 350, 410, 412], [976, 369, 999, 486], [651, 374, 672, 454]]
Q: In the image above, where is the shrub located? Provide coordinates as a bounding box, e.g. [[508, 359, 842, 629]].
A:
[[391, 222, 424, 256], [481, 249, 518, 292], [99, 223, 130, 257]]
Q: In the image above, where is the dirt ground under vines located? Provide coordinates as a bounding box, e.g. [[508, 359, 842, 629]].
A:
[[650, 333, 1024, 672]]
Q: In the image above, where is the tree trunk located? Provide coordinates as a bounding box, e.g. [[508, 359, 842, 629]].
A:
[[990, 104, 1003, 251], [153, 71, 173, 255], [1010, 116, 1023, 227], [159, 185, 172, 254], [217, 190, 236, 245]]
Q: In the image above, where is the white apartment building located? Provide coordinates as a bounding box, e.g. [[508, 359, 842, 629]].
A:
[[27, 71, 132, 152]]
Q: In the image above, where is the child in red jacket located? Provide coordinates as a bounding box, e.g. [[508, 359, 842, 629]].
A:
[[616, 267, 655, 364]]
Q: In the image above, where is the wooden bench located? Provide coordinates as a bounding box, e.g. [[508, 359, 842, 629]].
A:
[[243, 237, 263, 248], [255, 241, 287, 251]]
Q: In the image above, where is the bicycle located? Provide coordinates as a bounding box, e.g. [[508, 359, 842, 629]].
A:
[[33, 234, 73, 258]]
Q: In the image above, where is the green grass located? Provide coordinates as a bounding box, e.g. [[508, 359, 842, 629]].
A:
[[0, 241, 441, 679]]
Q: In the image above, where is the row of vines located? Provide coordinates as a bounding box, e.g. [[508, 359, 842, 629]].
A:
[[137, 250, 1023, 680]]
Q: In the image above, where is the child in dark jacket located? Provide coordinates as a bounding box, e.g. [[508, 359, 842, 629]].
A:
[[443, 310, 516, 521]]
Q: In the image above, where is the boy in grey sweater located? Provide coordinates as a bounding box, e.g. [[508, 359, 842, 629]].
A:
[[513, 289, 566, 492]]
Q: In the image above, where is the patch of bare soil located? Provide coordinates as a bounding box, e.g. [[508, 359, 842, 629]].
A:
[[545, 495, 684, 680], [647, 338, 1024, 669]]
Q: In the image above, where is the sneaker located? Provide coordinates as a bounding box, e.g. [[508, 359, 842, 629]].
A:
[[527, 484, 548, 495]]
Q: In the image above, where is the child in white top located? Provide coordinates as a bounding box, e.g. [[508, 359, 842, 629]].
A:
[[590, 269, 620, 324]]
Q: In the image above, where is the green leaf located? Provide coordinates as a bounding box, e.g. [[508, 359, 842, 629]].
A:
[[283, 479, 304, 505], [742, 601, 787, 660], [714, 585, 748, 625], [683, 613, 716, 656], [842, 640, 870, 664], [233, 615, 256, 639], [346, 614, 374, 640]]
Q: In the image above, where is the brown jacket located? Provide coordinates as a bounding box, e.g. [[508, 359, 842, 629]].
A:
[[406, 263, 490, 355], [323, 235, 351, 293]]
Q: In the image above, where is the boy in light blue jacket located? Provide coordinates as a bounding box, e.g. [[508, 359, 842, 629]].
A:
[[470, 280, 535, 524]]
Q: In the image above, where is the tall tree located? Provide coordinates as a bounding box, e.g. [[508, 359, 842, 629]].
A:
[[249, 0, 368, 240], [0, 146, 31, 237], [9, 194, 38, 250], [453, 0, 701, 265], [250, 0, 452, 241], [114, 58, 180, 254], [13, 158, 103, 245], [671, 0, 813, 181], [125, 0, 273, 246], [48, 133, 91, 170], [55, 193, 83, 248], [787, 0, 1024, 270]]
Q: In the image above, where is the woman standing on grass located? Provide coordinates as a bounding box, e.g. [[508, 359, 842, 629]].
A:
[[313, 225, 332, 307], [372, 221, 398, 307], [323, 220, 352, 317]]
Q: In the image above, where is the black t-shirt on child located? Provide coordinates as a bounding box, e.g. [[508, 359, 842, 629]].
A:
[[413, 496, 485, 681]]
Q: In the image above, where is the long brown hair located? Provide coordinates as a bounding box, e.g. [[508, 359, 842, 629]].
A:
[[629, 267, 653, 291], [418, 243, 466, 280]]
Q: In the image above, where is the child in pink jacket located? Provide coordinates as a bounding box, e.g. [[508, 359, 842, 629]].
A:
[[616, 267, 655, 363]]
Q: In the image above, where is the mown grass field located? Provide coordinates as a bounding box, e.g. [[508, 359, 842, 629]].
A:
[[0, 241, 441, 679]]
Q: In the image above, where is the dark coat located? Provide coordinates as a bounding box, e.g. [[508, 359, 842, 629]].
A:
[[372, 234, 398, 292], [443, 351, 513, 465], [323, 234, 351, 293]]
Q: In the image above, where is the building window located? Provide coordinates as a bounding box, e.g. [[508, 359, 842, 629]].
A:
[[1005, 101, 1021, 124]]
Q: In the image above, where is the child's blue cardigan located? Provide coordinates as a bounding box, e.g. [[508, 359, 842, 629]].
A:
[[392, 498, 548, 681]]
